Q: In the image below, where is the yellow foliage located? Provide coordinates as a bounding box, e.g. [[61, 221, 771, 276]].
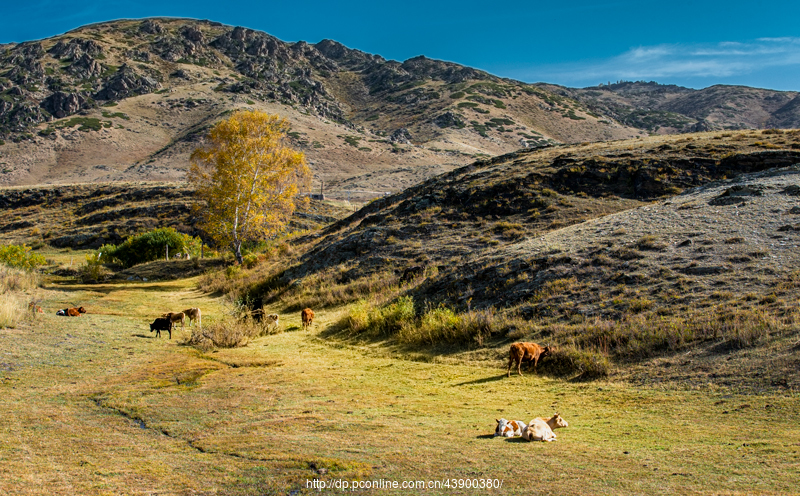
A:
[[189, 111, 311, 263]]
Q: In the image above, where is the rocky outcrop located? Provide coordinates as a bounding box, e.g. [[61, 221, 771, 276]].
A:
[[433, 111, 465, 128], [389, 128, 412, 144], [42, 92, 88, 119], [95, 65, 160, 100], [49, 38, 103, 60]]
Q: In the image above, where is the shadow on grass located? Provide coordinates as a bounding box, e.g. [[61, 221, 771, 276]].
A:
[[475, 434, 495, 439], [454, 374, 507, 386], [131, 333, 153, 339]]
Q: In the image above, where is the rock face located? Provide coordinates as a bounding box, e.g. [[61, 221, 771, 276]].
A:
[[42, 92, 88, 118], [95, 65, 161, 101], [433, 111, 465, 128], [389, 128, 412, 144]]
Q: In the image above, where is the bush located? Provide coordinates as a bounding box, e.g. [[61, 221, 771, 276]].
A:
[[100, 228, 202, 268], [346, 296, 415, 337], [78, 252, 111, 283], [0, 244, 47, 271]]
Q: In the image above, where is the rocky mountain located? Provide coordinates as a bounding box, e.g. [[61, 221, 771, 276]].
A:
[[539, 81, 800, 134], [1, 19, 799, 196], [0, 18, 641, 193]]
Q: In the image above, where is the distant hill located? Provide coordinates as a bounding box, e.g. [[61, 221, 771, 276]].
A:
[[538, 81, 800, 134]]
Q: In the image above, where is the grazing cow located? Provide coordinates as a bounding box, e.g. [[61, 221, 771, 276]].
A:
[[182, 308, 201, 328], [522, 413, 569, 442], [264, 313, 279, 331], [301, 308, 314, 329], [150, 317, 173, 339], [494, 419, 527, 438], [161, 312, 186, 331], [57, 307, 86, 317], [507, 342, 552, 377]]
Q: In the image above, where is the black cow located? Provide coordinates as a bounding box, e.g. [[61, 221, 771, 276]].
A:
[[150, 317, 173, 339]]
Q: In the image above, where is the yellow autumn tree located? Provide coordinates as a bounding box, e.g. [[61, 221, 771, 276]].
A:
[[189, 111, 311, 264]]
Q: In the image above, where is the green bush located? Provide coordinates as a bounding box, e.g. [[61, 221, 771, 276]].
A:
[[0, 244, 46, 271], [99, 228, 202, 268]]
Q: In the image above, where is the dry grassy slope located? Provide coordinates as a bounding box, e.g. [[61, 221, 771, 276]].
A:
[[0, 182, 351, 249], [0, 17, 647, 194], [270, 130, 800, 307]]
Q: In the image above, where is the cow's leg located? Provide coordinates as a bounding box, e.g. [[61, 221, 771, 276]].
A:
[[517, 357, 523, 376], [507, 355, 514, 377]]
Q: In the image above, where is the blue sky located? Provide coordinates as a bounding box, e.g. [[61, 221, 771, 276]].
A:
[[4, 0, 800, 91]]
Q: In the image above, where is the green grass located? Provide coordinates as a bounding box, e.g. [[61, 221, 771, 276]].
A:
[[2, 274, 798, 494], [54, 117, 112, 132]]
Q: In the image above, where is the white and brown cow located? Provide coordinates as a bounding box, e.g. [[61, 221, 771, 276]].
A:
[[494, 418, 527, 438]]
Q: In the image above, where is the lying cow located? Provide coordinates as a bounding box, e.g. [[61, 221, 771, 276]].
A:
[[161, 311, 186, 330], [301, 308, 314, 329], [522, 413, 569, 442], [56, 306, 86, 317], [182, 308, 201, 328], [507, 342, 552, 377], [150, 317, 173, 339], [494, 419, 527, 438]]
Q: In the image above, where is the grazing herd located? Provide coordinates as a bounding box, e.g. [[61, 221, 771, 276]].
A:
[[149, 308, 202, 339], [50, 301, 566, 442]]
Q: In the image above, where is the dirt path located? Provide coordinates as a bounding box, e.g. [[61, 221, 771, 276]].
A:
[[1, 278, 799, 495]]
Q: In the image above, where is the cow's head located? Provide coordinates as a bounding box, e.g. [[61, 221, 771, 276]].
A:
[[550, 413, 568, 429], [494, 418, 517, 437], [77, 306, 86, 313]]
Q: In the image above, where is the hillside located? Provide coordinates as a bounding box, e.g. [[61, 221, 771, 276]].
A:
[[0, 182, 351, 250], [236, 129, 800, 389], [0, 18, 641, 193], [540, 81, 800, 134]]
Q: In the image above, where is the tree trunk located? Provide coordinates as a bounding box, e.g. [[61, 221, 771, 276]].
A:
[[234, 242, 244, 265]]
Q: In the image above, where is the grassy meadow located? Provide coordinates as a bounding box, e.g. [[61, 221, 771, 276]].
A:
[[0, 268, 798, 495]]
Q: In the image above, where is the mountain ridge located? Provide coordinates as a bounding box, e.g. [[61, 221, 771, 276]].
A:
[[0, 18, 798, 195]]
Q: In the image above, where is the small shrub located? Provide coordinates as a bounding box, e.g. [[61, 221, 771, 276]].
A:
[[183, 316, 262, 350], [78, 252, 111, 283], [0, 244, 47, 271]]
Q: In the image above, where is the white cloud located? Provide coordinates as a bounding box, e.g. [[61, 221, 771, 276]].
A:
[[520, 38, 800, 88]]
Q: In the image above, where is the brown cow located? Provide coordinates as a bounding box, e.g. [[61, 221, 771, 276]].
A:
[[161, 312, 186, 330], [507, 342, 552, 377], [64, 307, 86, 317], [301, 308, 314, 329], [182, 308, 201, 328]]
